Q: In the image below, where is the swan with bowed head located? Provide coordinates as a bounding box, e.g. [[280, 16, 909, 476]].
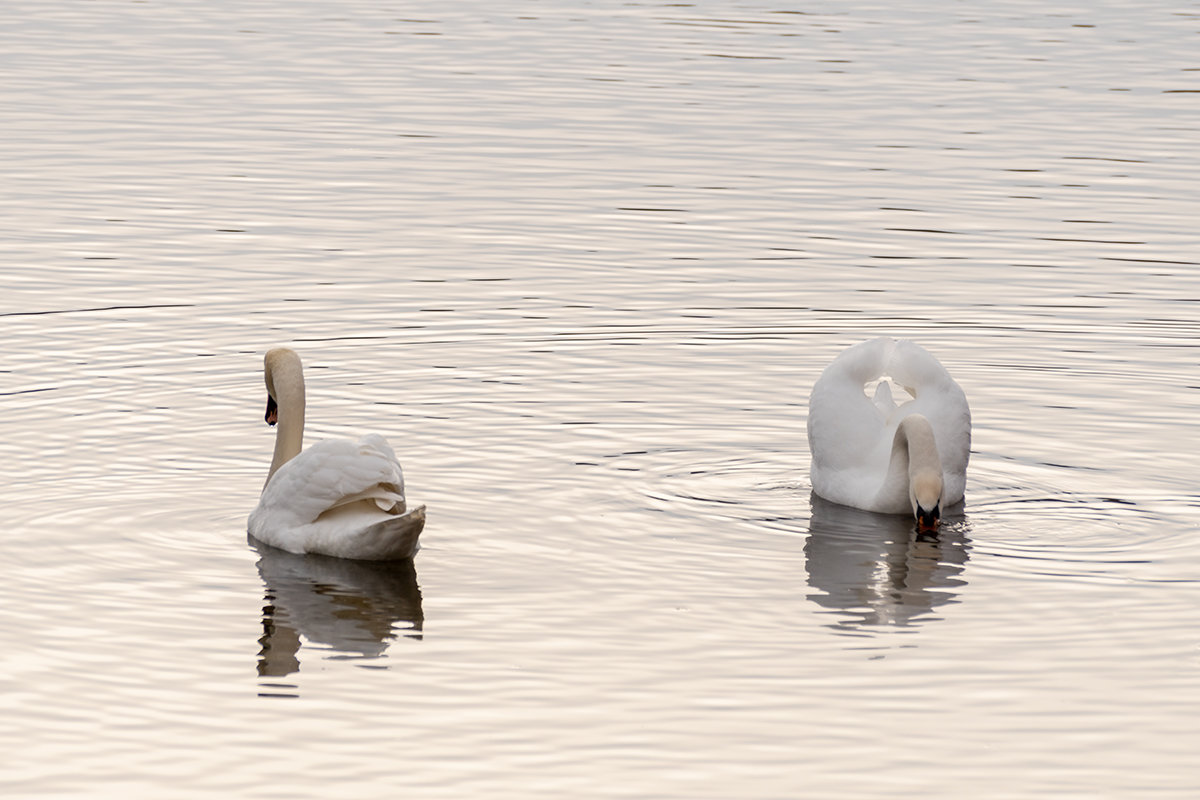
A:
[[248, 348, 425, 560], [807, 338, 971, 530]]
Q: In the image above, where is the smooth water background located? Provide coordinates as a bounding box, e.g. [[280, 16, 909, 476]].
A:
[[3, 2, 1198, 797]]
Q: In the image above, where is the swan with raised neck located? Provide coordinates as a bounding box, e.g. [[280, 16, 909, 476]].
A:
[[249, 346, 425, 560], [262, 347, 306, 488]]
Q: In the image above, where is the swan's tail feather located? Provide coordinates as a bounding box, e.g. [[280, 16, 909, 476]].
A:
[[357, 504, 425, 561], [871, 379, 897, 414]]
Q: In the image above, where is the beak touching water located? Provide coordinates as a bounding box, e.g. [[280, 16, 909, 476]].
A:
[[916, 502, 940, 533]]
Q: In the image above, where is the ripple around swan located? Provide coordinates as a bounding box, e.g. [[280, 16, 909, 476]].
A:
[[590, 445, 1199, 637], [593, 446, 808, 538], [591, 446, 975, 633], [965, 460, 1200, 585]]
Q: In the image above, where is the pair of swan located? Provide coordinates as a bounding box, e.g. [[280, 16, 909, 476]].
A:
[[248, 337, 969, 560]]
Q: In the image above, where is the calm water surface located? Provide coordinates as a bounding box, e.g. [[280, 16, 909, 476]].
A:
[[3, 1, 1199, 797]]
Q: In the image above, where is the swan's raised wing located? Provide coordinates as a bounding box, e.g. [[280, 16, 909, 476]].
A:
[[807, 338, 893, 473], [257, 434, 406, 528]]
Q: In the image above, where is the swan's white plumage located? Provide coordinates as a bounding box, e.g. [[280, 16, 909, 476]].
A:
[[807, 337, 970, 515], [247, 349, 424, 561]]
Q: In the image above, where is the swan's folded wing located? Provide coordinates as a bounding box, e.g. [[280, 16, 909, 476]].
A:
[[260, 435, 407, 526]]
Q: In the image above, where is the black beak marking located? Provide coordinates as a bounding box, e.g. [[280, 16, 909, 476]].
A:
[[916, 502, 940, 530], [265, 395, 278, 426]]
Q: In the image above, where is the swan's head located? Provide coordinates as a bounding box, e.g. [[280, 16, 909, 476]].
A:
[[262, 348, 303, 427], [910, 472, 943, 531]]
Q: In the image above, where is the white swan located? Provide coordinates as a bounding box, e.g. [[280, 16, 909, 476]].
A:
[[807, 337, 971, 528], [247, 348, 425, 560]]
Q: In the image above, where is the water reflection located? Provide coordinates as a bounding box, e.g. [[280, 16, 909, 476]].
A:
[[805, 495, 970, 632], [252, 539, 423, 683]]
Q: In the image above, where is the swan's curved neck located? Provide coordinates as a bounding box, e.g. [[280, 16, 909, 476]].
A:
[[264, 350, 306, 489], [896, 415, 940, 477], [881, 414, 942, 510]]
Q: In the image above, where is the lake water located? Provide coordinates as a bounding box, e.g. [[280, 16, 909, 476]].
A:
[[3, 1, 1198, 797]]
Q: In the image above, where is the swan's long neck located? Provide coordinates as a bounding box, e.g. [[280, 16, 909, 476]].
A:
[[264, 349, 306, 490], [881, 414, 943, 513]]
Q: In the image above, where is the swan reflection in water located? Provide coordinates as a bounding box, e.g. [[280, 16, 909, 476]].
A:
[[251, 537, 423, 681], [805, 494, 970, 632]]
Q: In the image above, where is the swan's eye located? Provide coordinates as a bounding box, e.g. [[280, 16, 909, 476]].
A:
[[265, 395, 278, 426]]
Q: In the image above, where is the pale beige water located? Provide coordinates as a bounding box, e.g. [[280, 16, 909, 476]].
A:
[[2, 2, 1199, 797]]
